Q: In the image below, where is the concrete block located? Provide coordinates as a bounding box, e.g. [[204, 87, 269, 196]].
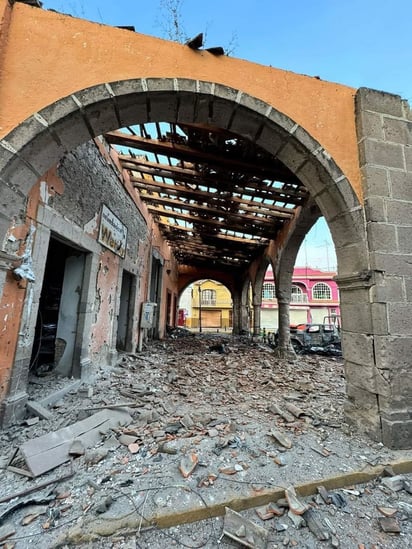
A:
[[361, 165, 390, 197], [370, 275, 405, 303], [334, 241, 370, 276], [149, 92, 179, 123], [327, 207, 366, 248], [277, 140, 309, 173], [359, 139, 404, 170], [290, 125, 320, 154], [109, 78, 147, 97], [38, 95, 82, 127], [0, 391, 28, 428], [356, 88, 404, 118], [237, 92, 272, 118], [0, 142, 15, 174], [367, 222, 398, 253], [176, 92, 198, 124], [1, 155, 39, 196], [387, 303, 412, 336], [115, 93, 149, 128], [0, 184, 26, 219], [26, 399, 53, 420], [341, 331, 374, 366], [73, 83, 112, 107], [340, 286, 372, 305], [2, 114, 50, 152], [383, 117, 412, 145], [192, 95, 213, 126], [356, 110, 384, 140], [405, 277, 412, 301], [370, 302, 389, 335], [18, 129, 66, 177], [83, 99, 120, 136], [334, 177, 361, 210], [261, 107, 296, 134], [390, 171, 412, 201], [345, 360, 389, 395], [228, 105, 264, 142], [195, 81, 215, 96], [52, 110, 94, 153], [312, 147, 344, 182], [209, 97, 235, 129], [364, 196, 387, 223], [255, 123, 286, 157], [213, 83, 239, 103], [295, 156, 331, 197], [398, 226, 412, 253], [381, 417, 412, 449], [386, 199, 412, 225], [345, 357, 376, 394], [308, 182, 349, 220], [371, 252, 412, 277], [344, 383, 382, 442], [404, 145, 412, 172], [374, 335, 412, 371]]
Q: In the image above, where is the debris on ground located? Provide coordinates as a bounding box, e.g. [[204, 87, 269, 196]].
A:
[[0, 334, 411, 548]]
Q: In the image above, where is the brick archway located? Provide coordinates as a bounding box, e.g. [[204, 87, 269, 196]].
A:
[[2, 76, 411, 448], [0, 79, 369, 424]]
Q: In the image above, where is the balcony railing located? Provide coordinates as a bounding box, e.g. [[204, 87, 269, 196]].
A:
[[290, 294, 308, 303], [201, 298, 216, 306]]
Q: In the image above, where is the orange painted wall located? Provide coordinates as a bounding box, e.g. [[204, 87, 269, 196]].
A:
[[0, 1, 361, 199], [0, 271, 26, 399]]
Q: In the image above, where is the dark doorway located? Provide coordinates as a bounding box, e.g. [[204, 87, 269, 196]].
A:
[[148, 256, 162, 339], [30, 237, 85, 377], [117, 270, 134, 351]]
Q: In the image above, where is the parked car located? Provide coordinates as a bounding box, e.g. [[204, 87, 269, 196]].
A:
[[274, 322, 341, 354]]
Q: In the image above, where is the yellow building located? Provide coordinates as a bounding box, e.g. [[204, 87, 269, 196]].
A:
[[189, 280, 232, 331]]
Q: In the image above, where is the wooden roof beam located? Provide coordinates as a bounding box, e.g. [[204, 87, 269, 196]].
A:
[[119, 157, 305, 201], [106, 130, 300, 183], [146, 206, 280, 238], [132, 176, 298, 215], [139, 194, 293, 224]]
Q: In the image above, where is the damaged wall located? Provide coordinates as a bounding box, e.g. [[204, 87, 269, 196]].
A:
[[0, 138, 178, 425]]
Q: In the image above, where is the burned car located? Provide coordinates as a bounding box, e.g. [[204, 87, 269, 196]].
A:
[[274, 322, 342, 355]]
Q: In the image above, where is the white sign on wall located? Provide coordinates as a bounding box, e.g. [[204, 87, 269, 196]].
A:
[[98, 205, 127, 258], [140, 302, 157, 328]]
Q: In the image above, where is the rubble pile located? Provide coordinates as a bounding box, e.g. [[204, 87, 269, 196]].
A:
[[0, 334, 411, 548]]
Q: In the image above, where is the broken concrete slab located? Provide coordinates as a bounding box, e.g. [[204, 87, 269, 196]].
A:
[[381, 475, 405, 492], [8, 409, 131, 477], [223, 507, 269, 548], [26, 400, 53, 420]]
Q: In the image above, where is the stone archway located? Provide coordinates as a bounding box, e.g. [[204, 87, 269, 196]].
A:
[[1, 78, 407, 447]]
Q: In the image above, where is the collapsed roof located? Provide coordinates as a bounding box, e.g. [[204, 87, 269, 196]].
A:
[[106, 122, 309, 271]]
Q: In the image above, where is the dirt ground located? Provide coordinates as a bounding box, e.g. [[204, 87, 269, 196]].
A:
[[0, 333, 411, 548]]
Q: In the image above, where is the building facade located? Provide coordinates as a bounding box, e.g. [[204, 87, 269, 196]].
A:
[[261, 267, 340, 331], [182, 269, 340, 333], [185, 280, 232, 331]]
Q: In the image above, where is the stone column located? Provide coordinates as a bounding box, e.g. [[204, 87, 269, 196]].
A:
[[231, 292, 241, 335], [253, 303, 261, 336], [353, 88, 412, 448]]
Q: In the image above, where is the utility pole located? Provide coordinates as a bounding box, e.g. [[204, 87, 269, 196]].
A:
[[198, 284, 202, 333]]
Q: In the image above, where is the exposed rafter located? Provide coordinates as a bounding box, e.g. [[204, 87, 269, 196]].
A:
[[104, 122, 309, 270]]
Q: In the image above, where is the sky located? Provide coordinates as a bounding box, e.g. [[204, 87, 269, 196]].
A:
[[41, 0, 412, 270]]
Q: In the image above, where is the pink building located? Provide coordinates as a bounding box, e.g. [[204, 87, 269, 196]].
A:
[[261, 266, 340, 330]]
